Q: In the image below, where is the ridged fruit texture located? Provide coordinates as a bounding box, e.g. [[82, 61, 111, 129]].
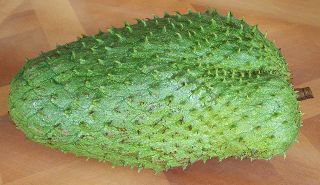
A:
[[8, 10, 301, 172]]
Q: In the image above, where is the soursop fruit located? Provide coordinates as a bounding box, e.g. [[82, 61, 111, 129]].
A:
[[8, 10, 301, 172]]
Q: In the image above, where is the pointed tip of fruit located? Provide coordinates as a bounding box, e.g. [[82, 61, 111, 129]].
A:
[[227, 11, 233, 18], [283, 153, 287, 159], [164, 11, 170, 18]]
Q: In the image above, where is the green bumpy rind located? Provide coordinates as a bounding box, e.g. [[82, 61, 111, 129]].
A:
[[8, 10, 301, 172]]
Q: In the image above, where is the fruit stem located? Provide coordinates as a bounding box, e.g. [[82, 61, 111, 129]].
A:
[[295, 87, 314, 101]]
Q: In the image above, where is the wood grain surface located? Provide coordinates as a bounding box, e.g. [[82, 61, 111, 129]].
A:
[[0, 0, 319, 185]]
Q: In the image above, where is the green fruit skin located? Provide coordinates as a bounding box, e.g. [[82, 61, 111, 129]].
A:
[[8, 10, 301, 172]]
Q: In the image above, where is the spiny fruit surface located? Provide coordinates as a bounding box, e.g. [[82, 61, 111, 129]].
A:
[[8, 10, 301, 172]]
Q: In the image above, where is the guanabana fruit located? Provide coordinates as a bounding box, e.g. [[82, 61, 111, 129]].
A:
[[8, 10, 301, 172]]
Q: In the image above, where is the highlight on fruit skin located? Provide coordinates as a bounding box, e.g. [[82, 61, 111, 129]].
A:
[[8, 9, 302, 172]]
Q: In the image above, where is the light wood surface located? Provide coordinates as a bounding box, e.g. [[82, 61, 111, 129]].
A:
[[0, 1, 319, 185]]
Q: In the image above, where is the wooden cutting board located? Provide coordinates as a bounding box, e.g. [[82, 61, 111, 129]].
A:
[[0, 0, 319, 184]]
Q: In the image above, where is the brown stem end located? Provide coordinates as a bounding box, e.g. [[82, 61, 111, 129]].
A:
[[295, 87, 314, 101]]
